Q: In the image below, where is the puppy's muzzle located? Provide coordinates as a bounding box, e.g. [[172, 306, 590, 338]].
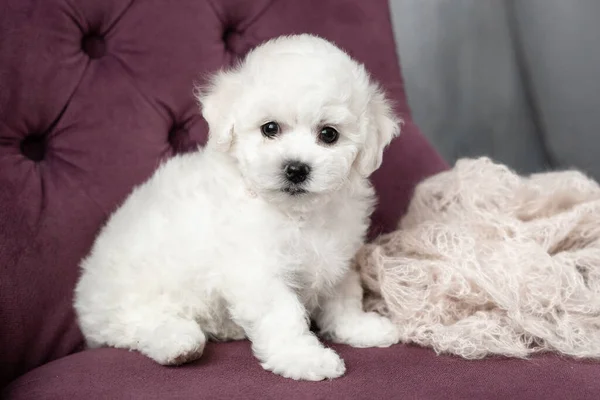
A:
[[284, 161, 311, 184]]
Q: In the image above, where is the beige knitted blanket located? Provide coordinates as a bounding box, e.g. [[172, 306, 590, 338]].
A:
[[357, 157, 600, 359]]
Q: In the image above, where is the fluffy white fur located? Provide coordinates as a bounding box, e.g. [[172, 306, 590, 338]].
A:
[[74, 34, 401, 381]]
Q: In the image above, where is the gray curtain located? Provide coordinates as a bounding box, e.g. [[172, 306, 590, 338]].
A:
[[390, 0, 600, 179]]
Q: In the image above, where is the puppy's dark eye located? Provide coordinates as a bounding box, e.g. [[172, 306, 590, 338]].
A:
[[261, 121, 280, 138], [318, 126, 339, 144]]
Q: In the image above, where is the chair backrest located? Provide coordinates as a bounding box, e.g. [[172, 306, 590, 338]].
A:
[[0, 0, 446, 387]]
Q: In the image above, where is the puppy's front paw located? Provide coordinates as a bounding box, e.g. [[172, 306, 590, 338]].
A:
[[328, 312, 400, 348], [261, 344, 346, 381]]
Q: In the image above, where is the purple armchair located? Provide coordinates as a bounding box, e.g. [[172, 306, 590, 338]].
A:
[[1, 0, 598, 398]]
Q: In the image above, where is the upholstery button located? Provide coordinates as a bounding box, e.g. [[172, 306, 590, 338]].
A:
[[20, 135, 46, 161], [168, 123, 191, 154], [82, 34, 106, 59], [222, 27, 236, 46], [222, 28, 251, 58]]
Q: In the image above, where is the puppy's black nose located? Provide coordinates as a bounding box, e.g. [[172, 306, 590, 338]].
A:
[[284, 161, 311, 184]]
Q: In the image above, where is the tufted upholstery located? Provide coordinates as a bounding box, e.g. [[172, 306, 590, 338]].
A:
[[3, 1, 597, 399], [0, 0, 446, 389]]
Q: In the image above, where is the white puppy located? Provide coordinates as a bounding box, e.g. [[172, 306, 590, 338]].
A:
[[74, 34, 401, 381]]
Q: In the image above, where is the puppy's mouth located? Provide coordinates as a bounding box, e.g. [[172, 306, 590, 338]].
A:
[[281, 186, 308, 196]]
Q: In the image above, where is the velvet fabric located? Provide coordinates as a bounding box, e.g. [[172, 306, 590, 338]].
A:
[[5, 343, 600, 400], [2, 0, 596, 398]]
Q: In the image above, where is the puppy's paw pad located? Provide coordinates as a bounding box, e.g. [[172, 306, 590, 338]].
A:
[[169, 344, 206, 365], [140, 320, 207, 365], [263, 346, 346, 381]]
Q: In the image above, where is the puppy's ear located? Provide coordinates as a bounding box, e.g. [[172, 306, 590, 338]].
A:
[[356, 86, 402, 177], [196, 70, 241, 152]]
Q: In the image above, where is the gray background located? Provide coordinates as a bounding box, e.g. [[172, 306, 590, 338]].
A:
[[389, 0, 600, 178]]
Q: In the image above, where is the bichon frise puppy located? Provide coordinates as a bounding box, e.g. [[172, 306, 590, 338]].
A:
[[74, 34, 401, 381]]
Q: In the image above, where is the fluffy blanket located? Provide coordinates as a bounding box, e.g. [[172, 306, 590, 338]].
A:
[[357, 157, 600, 359]]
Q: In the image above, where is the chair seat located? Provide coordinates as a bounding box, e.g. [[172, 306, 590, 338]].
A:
[[4, 341, 599, 399]]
